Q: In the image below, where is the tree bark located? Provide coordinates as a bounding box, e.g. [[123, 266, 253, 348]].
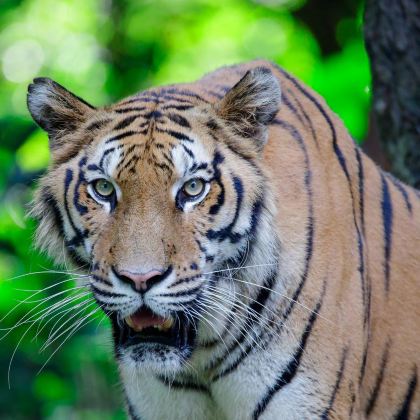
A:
[[364, 0, 420, 188]]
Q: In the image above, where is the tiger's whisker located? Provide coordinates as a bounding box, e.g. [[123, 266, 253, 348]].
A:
[[202, 263, 277, 276], [1, 270, 89, 283], [193, 297, 251, 355], [199, 293, 271, 353], [15, 284, 88, 303], [0, 277, 88, 324], [36, 306, 101, 377], [0, 286, 89, 334], [209, 274, 334, 325], [33, 295, 94, 342], [40, 300, 98, 352]]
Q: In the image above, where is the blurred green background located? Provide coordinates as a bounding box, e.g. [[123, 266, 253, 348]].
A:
[[0, 0, 369, 418]]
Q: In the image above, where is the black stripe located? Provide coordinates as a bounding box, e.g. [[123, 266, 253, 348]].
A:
[[271, 119, 314, 322], [161, 151, 175, 168], [126, 397, 142, 420], [166, 113, 191, 128], [90, 274, 113, 286], [356, 152, 373, 396], [206, 175, 244, 243], [161, 104, 194, 111], [208, 151, 225, 215], [156, 375, 210, 394], [143, 109, 163, 120], [139, 120, 150, 129], [118, 96, 152, 105], [287, 88, 318, 147], [365, 341, 390, 416], [116, 144, 137, 167], [87, 164, 100, 171], [252, 281, 326, 420], [73, 156, 88, 216], [380, 174, 393, 292], [85, 118, 111, 131], [181, 144, 194, 158], [105, 130, 142, 144], [190, 162, 208, 173], [40, 187, 65, 237], [394, 368, 417, 420], [114, 107, 146, 114], [156, 284, 202, 298], [152, 161, 172, 174], [356, 146, 371, 386], [282, 91, 306, 127], [161, 87, 208, 102], [155, 127, 194, 142], [114, 115, 138, 131], [65, 234, 85, 248], [117, 152, 141, 176], [387, 174, 412, 214], [206, 118, 220, 131], [167, 274, 200, 289], [99, 147, 115, 169], [355, 147, 365, 235], [63, 169, 85, 249], [321, 347, 349, 419], [161, 95, 194, 104], [41, 187, 86, 267], [91, 284, 127, 298]]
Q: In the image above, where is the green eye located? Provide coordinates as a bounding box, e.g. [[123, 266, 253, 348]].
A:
[[183, 178, 205, 197], [93, 179, 115, 198]]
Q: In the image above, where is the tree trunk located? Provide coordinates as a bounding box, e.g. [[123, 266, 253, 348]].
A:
[[364, 0, 420, 188]]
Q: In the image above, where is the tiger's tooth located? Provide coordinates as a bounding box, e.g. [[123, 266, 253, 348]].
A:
[[125, 316, 143, 332], [125, 316, 134, 329], [161, 318, 174, 330]]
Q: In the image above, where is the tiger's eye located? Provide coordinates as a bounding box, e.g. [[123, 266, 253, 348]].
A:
[[93, 179, 115, 198], [183, 178, 205, 197]]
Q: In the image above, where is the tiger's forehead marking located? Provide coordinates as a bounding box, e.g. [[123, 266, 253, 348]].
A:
[[171, 141, 211, 179], [87, 93, 211, 182]]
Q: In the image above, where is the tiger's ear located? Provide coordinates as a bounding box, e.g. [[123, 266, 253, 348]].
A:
[[27, 78, 95, 154], [215, 67, 281, 151]]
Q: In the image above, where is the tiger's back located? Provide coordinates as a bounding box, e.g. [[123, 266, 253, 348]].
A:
[[192, 60, 420, 418]]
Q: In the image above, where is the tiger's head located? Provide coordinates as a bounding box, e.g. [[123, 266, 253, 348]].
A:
[[27, 67, 281, 374]]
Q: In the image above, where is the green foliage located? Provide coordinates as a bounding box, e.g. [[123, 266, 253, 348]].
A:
[[0, 0, 368, 417]]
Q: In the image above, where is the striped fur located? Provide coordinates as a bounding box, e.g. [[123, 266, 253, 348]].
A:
[[27, 61, 420, 419]]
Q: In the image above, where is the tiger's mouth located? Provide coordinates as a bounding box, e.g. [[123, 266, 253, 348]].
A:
[[111, 307, 196, 349]]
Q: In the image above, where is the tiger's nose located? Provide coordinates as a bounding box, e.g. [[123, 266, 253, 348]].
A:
[[117, 269, 165, 292]]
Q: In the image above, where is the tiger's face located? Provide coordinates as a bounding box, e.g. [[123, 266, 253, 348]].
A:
[[27, 68, 281, 373]]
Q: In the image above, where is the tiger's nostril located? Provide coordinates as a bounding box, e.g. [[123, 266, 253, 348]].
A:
[[113, 266, 173, 292]]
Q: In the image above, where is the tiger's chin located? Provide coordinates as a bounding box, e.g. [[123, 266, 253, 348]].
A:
[[110, 309, 197, 374]]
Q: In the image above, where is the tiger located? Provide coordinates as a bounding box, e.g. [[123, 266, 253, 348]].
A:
[[26, 60, 420, 419]]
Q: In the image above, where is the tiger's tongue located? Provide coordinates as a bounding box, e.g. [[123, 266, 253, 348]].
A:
[[130, 307, 166, 329]]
